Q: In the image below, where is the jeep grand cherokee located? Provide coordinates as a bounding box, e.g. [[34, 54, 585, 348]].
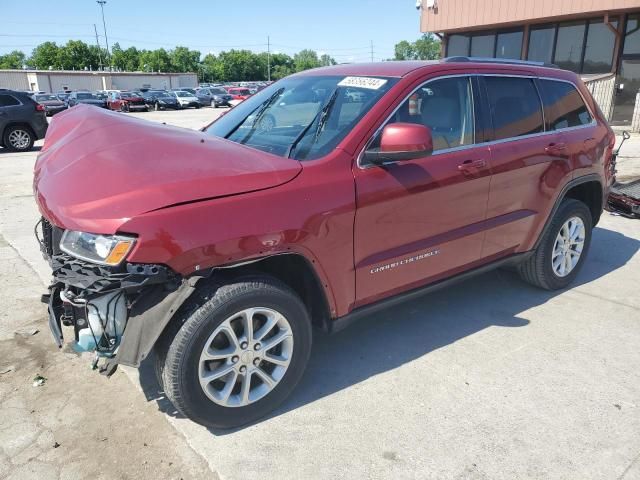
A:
[[34, 58, 614, 428]]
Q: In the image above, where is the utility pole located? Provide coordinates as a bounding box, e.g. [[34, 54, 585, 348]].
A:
[[93, 24, 103, 71], [370, 40, 374, 62], [97, 1, 110, 68], [267, 36, 271, 82]]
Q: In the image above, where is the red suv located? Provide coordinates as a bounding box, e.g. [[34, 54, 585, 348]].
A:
[[34, 59, 614, 428]]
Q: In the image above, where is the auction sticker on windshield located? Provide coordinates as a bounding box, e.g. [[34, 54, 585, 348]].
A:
[[338, 77, 388, 90]]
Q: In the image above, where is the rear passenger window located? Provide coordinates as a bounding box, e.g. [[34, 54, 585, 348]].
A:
[[539, 79, 592, 130], [484, 77, 544, 140], [0, 95, 20, 107]]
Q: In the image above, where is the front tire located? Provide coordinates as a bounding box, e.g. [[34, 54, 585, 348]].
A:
[[159, 276, 312, 429], [518, 198, 592, 290]]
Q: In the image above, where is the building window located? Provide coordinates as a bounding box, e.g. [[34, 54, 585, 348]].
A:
[[496, 30, 523, 59], [470, 34, 495, 57], [583, 18, 618, 74], [484, 76, 544, 140], [527, 25, 556, 63], [554, 21, 587, 71], [447, 35, 470, 56], [622, 14, 640, 55]]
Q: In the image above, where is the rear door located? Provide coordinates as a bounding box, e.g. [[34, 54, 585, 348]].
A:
[[479, 75, 569, 258], [0, 93, 23, 139], [352, 75, 492, 307], [537, 78, 600, 178]]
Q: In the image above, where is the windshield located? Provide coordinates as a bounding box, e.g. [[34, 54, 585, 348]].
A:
[[36, 95, 58, 101], [121, 92, 136, 98], [211, 88, 227, 94], [175, 91, 191, 97], [232, 89, 250, 95], [206, 75, 396, 160], [77, 93, 96, 100]]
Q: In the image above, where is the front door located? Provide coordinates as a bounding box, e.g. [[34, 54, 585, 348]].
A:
[[352, 75, 491, 308], [612, 14, 640, 126]]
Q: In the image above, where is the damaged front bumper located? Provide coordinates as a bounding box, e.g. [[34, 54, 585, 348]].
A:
[[36, 218, 201, 375]]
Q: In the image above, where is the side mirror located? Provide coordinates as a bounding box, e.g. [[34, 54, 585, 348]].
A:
[[363, 123, 433, 164]]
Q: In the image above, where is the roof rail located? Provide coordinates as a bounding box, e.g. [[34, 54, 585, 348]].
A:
[[443, 56, 559, 69]]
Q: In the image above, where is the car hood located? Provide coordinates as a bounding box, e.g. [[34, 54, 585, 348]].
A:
[[34, 104, 302, 234]]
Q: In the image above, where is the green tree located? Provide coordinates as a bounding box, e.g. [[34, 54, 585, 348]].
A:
[[201, 53, 223, 81], [29, 42, 60, 69], [57, 40, 100, 70], [111, 42, 140, 71], [319, 54, 337, 67], [414, 33, 441, 60], [394, 34, 441, 61], [217, 49, 263, 81], [0, 50, 26, 69], [139, 48, 171, 72], [293, 49, 320, 72], [170, 46, 201, 73]]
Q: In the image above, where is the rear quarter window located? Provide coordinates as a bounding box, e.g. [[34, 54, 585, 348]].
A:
[[0, 94, 21, 107], [484, 76, 544, 141], [539, 79, 593, 130]]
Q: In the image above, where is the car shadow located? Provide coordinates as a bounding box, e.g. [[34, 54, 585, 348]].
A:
[[137, 225, 640, 433], [0, 146, 41, 155]]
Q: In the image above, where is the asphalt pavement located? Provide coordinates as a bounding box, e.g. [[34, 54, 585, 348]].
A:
[[1, 108, 639, 480]]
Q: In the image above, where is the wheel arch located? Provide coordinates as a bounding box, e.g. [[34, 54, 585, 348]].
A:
[[534, 174, 603, 250]]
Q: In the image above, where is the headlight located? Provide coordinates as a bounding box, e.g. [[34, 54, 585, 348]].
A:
[[158, 100, 165, 104], [60, 230, 135, 266]]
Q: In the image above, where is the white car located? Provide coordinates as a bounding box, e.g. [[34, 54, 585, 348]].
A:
[[172, 90, 201, 109]]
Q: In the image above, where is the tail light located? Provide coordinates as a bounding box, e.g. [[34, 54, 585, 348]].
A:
[[36, 103, 45, 112]]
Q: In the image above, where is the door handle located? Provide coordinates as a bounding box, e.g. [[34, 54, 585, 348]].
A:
[[545, 142, 567, 155], [458, 159, 486, 172]]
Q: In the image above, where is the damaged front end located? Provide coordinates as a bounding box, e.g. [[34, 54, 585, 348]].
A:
[[36, 217, 199, 375]]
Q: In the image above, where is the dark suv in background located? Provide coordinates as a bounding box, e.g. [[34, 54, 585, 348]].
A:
[[0, 89, 48, 152]]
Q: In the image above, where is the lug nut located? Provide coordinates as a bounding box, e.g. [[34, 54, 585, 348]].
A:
[[253, 358, 261, 366], [254, 343, 261, 351], [239, 366, 246, 373], [232, 356, 239, 363], [241, 342, 248, 349]]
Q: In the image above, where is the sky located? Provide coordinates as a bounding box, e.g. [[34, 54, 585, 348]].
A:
[[0, 0, 424, 62]]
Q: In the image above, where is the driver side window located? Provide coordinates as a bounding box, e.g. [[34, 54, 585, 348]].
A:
[[382, 76, 475, 152]]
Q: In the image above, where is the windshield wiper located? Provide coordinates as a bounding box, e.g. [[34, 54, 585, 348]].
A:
[[226, 87, 284, 141], [286, 87, 339, 159]]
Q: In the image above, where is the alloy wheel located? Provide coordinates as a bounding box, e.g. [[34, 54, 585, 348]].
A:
[[552, 216, 585, 277], [198, 307, 294, 408], [8, 129, 31, 150]]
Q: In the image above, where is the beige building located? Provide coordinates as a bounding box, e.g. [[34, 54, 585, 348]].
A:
[[420, 0, 640, 128], [0, 70, 197, 93]]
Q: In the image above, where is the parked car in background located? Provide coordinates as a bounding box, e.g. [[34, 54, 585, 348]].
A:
[[226, 87, 252, 101], [173, 88, 197, 95], [172, 90, 201, 109], [56, 91, 72, 103], [94, 91, 108, 101], [0, 89, 48, 151], [67, 91, 107, 108], [107, 91, 149, 112], [196, 87, 233, 108], [142, 90, 180, 111], [33, 93, 67, 116]]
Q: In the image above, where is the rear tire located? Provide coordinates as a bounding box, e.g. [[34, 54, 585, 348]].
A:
[[518, 198, 592, 290], [159, 276, 312, 429], [3, 125, 35, 152]]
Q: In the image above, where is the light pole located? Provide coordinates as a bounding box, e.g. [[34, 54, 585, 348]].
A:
[[97, 1, 110, 68]]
